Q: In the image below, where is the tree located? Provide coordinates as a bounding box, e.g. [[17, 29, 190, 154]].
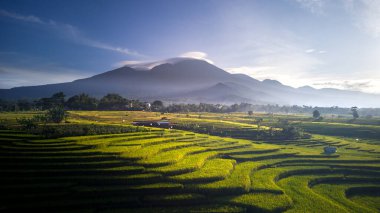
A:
[[281, 125, 305, 139], [17, 99, 33, 111], [351, 106, 359, 119], [36, 92, 65, 110], [313, 110, 320, 119], [66, 93, 98, 110], [98, 93, 127, 110], [16, 117, 38, 131], [257, 117, 263, 129], [50, 92, 65, 107], [151, 100, 164, 111], [46, 106, 67, 123]]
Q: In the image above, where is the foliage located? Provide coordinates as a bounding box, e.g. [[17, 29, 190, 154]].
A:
[[152, 100, 164, 111], [16, 117, 38, 131], [2, 92, 380, 117], [280, 125, 307, 139], [351, 106, 359, 119], [37, 123, 147, 138], [66, 93, 98, 110], [98, 93, 128, 110], [35, 92, 65, 110], [313, 110, 320, 119], [46, 106, 67, 123], [0, 119, 8, 130]]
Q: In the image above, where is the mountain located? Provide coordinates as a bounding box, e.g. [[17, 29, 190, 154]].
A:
[[1, 58, 379, 107]]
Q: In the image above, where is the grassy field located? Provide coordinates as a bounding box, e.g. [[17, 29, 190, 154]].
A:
[[0, 110, 379, 212]]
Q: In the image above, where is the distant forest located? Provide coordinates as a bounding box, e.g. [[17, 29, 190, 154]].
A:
[[1, 92, 379, 116]]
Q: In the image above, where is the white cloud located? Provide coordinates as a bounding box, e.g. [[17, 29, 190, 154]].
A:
[[294, 0, 380, 38], [179, 51, 214, 64], [0, 9, 43, 24], [305, 48, 327, 54], [0, 9, 143, 57], [345, 0, 380, 37], [294, 0, 326, 14], [114, 60, 165, 70], [114, 60, 146, 67], [115, 51, 214, 69], [312, 79, 380, 94], [227, 65, 380, 94]]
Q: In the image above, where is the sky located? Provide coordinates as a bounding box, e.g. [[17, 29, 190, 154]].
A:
[[0, 0, 379, 94]]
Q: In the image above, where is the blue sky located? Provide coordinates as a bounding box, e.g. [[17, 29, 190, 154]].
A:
[[0, 0, 379, 93]]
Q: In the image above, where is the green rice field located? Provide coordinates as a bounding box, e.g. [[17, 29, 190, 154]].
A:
[[0, 111, 379, 212]]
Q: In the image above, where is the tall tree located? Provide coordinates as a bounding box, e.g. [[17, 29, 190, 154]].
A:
[[312, 110, 320, 119], [351, 106, 359, 119], [151, 100, 164, 111], [46, 106, 67, 123], [36, 92, 65, 110], [98, 93, 127, 110], [66, 93, 98, 110], [51, 92, 65, 107]]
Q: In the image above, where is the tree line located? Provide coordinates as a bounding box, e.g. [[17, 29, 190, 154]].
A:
[[0, 92, 151, 111], [0, 92, 378, 116]]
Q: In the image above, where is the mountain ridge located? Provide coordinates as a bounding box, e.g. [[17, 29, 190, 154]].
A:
[[0, 58, 379, 107]]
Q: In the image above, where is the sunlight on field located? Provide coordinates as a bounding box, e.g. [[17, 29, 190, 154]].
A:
[[0, 111, 379, 212]]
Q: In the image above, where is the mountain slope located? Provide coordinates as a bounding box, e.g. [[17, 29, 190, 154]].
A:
[[0, 58, 379, 107]]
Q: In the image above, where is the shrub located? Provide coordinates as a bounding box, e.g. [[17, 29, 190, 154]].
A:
[[46, 107, 67, 123], [280, 125, 310, 139], [313, 110, 320, 119], [16, 117, 38, 131], [0, 119, 8, 130], [35, 124, 148, 138]]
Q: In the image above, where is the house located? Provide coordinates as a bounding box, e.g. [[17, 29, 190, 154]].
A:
[[132, 120, 171, 128], [324, 146, 337, 154]]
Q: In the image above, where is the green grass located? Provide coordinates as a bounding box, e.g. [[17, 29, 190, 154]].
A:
[[312, 184, 376, 213], [170, 158, 235, 182], [350, 195, 380, 211], [150, 151, 218, 174], [230, 192, 292, 212], [196, 162, 261, 193]]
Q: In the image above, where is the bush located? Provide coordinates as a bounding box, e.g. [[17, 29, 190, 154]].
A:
[[46, 107, 67, 123], [280, 125, 310, 139], [0, 119, 8, 130], [35, 124, 148, 138], [16, 117, 38, 131]]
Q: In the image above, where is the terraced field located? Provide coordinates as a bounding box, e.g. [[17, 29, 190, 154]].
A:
[[1, 111, 379, 212]]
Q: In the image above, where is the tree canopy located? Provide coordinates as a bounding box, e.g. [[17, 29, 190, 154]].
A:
[[313, 110, 321, 119]]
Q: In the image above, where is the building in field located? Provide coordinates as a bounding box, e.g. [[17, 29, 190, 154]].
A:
[[324, 146, 337, 154]]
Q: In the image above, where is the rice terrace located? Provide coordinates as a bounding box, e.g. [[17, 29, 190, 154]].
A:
[[1, 109, 380, 212]]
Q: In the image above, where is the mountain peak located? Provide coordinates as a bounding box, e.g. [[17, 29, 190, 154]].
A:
[[1, 57, 379, 107], [123, 57, 212, 71], [262, 79, 282, 86], [298, 85, 315, 91]]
